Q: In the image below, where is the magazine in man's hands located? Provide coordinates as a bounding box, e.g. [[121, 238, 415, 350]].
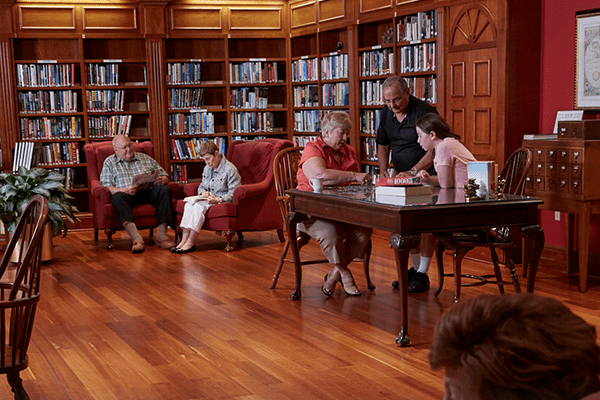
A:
[[132, 169, 159, 191]]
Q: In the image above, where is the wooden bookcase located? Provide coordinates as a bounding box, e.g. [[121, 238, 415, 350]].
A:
[[0, 0, 541, 218]]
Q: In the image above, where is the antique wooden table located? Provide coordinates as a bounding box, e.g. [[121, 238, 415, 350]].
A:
[[286, 185, 545, 346]]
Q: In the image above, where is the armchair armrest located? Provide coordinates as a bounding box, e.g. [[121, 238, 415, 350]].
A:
[[183, 182, 201, 197], [233, 180, 270, 202], [90, 180, 111, 205]]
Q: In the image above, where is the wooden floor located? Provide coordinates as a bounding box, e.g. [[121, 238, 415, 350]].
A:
[[3, 228, 600, 399]]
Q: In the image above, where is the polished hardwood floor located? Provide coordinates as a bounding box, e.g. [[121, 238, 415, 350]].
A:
[[3, 228, 599, 399]]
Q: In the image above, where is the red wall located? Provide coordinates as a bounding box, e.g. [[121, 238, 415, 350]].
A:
[[539, 0, 600, 248]]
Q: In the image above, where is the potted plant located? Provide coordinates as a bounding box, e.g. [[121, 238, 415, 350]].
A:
[[0, 167, 79, 260]]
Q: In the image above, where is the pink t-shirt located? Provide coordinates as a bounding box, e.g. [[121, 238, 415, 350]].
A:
[[297, 136, 359, 191], [434, 137, 477, 188]]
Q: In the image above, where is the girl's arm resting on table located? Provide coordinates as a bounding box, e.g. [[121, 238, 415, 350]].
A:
[[427, 165, 454, 188], [303, 156, 370, 185]]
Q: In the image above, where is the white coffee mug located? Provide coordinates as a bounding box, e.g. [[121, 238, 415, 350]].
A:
[[309, 177, 324, 193]]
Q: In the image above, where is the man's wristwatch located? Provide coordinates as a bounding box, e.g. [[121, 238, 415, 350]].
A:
[[410, 167, 418, 176]]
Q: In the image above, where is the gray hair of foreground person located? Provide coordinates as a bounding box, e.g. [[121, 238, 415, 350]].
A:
[[430, 293, 600, 400]]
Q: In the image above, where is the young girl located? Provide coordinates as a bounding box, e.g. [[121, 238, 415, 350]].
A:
[[407, 113, 477, 292], [415, 113, 476, 188], [172, 141, 241, 253]]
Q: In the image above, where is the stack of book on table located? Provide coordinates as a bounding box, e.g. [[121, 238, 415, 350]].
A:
[[374, 176, 433, 205]]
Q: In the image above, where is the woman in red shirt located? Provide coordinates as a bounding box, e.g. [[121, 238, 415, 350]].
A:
[[297, 111, 373, 296]]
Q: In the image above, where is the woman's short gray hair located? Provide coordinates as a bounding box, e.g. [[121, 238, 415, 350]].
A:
[[321, 111, 351, 136], [199, 140, 219, 157]]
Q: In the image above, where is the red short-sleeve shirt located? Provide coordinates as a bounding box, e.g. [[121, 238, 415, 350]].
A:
[[296, 136, 359, 191]]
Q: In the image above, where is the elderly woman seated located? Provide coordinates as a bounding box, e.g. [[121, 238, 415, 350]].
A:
[[171, 140, 241, 253], [296, 111, 373, 296]]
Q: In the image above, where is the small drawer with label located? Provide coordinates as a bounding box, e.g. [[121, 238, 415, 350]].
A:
[[570, 149, 583, 165], [558, 179, 569, 193], [571, 180, 582, 195], [533, 176, 545, 191]]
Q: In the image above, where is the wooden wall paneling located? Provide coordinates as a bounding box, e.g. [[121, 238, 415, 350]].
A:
[[146, 37, 168, 166], [0, 38, 17, 172], [82, 7, 137, 31], [290, 0, 316, 30], [358, 0, 393, 17], [18, 5, 76, 31], [229, 6, 284, 33], [169, 6, 223, 33]]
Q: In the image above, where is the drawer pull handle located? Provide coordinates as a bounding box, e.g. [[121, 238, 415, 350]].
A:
[[561, 151, 568, 158], [573, 151, 580, 158], [561, 165, 567, 172], [573, 181, 579, 188], [548, 165, 554, 171], [537, 150, 543, 156], [536, 178, 542, 183], [560, 180, 566, 187], [549, 150, 554, 156]]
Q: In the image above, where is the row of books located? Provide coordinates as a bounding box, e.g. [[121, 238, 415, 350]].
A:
[[360, 49, 394, 77], [362, 137, 378, 161], [86, 90, 125, 112], [293, 135, 318, 147], [291, 58, 318, 82], [397, 10, 437, 42], [170, 164, 188, 183], [293, 85, 318, 107], [230, 87, 269, 109], [168, 111, 215, 135], [360, 80, 385, 106], [12, 142, 36, 173], [294, 110, 320, 132], [88, 115, 132, 138], [86, 63, 120, 86], [20, 116, 82, 140], [39, 142, 81, 166], [406, 76, 437, 104], [168, 88, 204, 110], [321, 54, 348, 80], [232, 135, 268, 142], [360, 109, 382, 135], [167, 62, 202, 85], [399, 42, 436, 73], [18, 90, 79, 114], [322, 83, 349, 106], [16, 63, 76, 87], [230, 111, 275, 133], [229, 61, 279, 84], [170, 137, 226, 160], [49, 167, 78, 189]]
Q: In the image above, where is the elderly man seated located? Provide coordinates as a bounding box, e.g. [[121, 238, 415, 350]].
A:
[[99, 135, 176, 253]]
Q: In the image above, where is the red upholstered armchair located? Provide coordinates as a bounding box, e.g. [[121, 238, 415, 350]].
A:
[[84, 141, 180, 249], [176, 138, 293, 251]]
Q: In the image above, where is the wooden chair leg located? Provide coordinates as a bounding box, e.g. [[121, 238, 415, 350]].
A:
[[94, 228, 99, 242], [453, 247, 471, 303], [506, 254, 521, 293], [105, 229, 114, 250], [149, 228, 154, 238], [7, 372, 29, 400], [363, 240, 375, 291], [490, 248, 505, 294], [223, 230, 235, 252], [237, 231, 244, 240], [271, 239, 290, 289], [277, 228, 285, 243], [434, 241, 445, 297]]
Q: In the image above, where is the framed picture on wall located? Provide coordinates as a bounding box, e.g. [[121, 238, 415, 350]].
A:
[[575, 8, 600, 109]]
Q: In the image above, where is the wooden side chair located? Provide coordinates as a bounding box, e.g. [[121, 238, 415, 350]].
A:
[[0, 195, 48, 399], [270, 146, 374, 292], [435, 147, 533, 302]]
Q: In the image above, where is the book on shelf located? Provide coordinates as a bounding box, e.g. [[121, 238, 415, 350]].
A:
[[467, 161, 498, 199], [375, 176, 422, 186], [375, 193, 433, 206], [522, 133, 558, 140], [375, 184, 432, 197]]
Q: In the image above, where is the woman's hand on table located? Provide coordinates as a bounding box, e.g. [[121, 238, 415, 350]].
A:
[[353, 172, 372, 185]]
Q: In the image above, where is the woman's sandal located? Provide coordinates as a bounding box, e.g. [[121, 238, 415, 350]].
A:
[[322, 270, 340, 296], [341, 276, 361, 296]]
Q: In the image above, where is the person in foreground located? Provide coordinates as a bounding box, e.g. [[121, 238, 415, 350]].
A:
[[403, 113, 478, 292], [100, 135, 176, 253], [430, 293, 600, 400], [172, 141, 241, 254], [297, 111, 373, 296], [377, 76, 438, 291]]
